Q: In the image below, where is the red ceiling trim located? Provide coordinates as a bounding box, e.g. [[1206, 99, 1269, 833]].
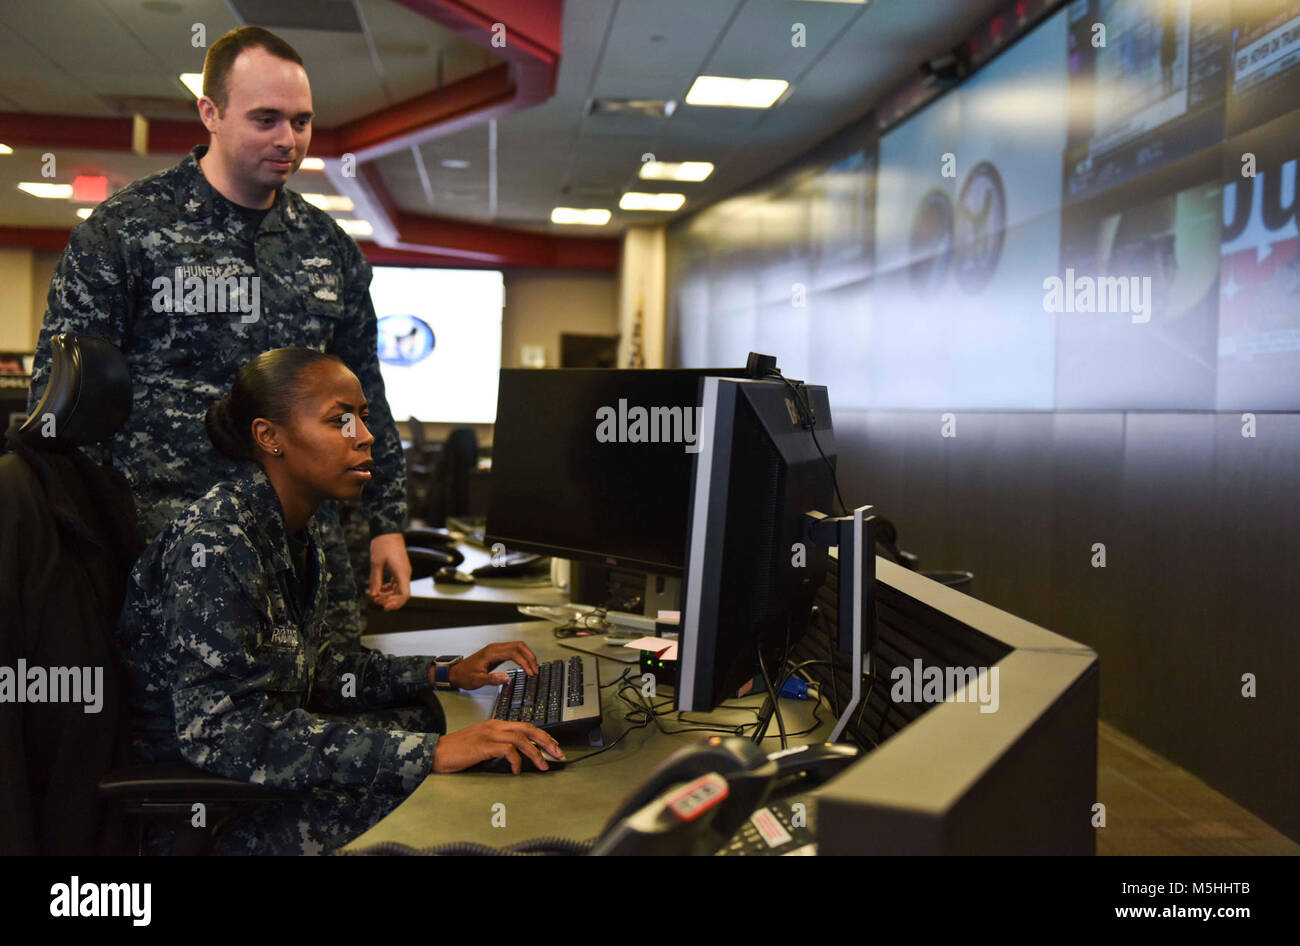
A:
[[0, 226, 76, 252], [395, 0, 561, 85], [0, 114, 140, 152], [332, 62, 516, 161], [357, 241, 502, 268], [0, 224, 616, 271]]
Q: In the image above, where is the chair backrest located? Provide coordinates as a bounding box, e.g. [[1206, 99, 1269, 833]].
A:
[[19, 333, 132, 448], [408, 416, 426, 448], [442, 427, 479, 517], [1, 333, 136, 854]]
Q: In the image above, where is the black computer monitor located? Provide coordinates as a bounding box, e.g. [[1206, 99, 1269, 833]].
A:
[[486, 367, 746, 575], [676, 376, 841, 712]]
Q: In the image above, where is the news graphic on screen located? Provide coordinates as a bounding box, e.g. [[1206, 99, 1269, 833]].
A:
[[1217, 114, 1300, 409], [367, 267, 503, 424], [1063, 0, 1229, 202], [1226, 0, 1300, 135], [1056, 181, 1221, 408], [870, 8, 1067, 409]]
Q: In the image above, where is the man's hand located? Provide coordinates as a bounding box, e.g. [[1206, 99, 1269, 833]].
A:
[[445, 641, 540, 691], [432, 720, 564, 774], [368, 532, 411, 610]]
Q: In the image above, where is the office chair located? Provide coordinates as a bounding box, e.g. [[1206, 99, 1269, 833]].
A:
[[0, 333, 136, 854], [405, 426, 479, 527], [405, 446, 441, 524], [443, 428, 478, 515], [407, 416, 431, 454], [4, 333, 286, 854], [403, 417, 442, 524]]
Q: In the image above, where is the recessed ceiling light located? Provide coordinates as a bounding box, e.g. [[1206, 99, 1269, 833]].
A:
[[302, 193, 354, 212], [179, 73, 204, 98], [299, 157, 325, 171], [685, 76, 788, 108], [551, 207, 611, 225], [588, 98, 677, 118], [335, 219, 373, 236], [619, 192, 686, 212], [18, 182, 73, 199], [0, 144, 13, 155], [441, 159, 470, 169], [639, 161, 714, 182]]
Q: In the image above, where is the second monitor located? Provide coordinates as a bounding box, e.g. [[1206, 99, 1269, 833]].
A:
[[487, 367, 745, 576]]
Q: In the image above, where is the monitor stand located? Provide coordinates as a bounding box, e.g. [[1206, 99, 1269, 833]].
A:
[[829, 506, 876, 741], [802, 506, 878, 743]]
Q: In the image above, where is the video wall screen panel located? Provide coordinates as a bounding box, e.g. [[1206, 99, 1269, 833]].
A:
[[1063, 0, 1229, 203], [1217, 111, 1300, 409], [669, 0, 1300, 412]]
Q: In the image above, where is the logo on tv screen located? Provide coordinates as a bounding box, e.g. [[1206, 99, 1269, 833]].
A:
[[377, 315, 435, 365]]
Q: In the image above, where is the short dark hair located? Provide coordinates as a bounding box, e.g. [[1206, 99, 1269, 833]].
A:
[[205, 348, 344, 462], [202, 26, 304, 113]]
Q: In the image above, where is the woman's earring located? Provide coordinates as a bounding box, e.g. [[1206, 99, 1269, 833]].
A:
[[273, 448, 281, 455]]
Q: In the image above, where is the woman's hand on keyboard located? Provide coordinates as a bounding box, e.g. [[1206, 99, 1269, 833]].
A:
[[432, 720, 563, 773], [448, 641, 540, 690]]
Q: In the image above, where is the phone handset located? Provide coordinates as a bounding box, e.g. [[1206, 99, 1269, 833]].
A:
[[589, 737, 861, 856]]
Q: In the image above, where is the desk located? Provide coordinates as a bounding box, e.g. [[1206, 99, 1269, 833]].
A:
[[343, 621, 831, 851], [365, 543, 570, 634], [409, 542, 567, 607]]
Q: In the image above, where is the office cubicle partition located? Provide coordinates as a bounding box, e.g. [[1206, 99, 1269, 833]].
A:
[[813, 557, 1098, 855]]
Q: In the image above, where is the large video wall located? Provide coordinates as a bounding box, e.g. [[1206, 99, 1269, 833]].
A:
[[671, 0, 1300, 411]]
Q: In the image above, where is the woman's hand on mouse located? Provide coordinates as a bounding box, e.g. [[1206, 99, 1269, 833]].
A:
[[445, 641, 540, 690], [431, 720, 563, 773]]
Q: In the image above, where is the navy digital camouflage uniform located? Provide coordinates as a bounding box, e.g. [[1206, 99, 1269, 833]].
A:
[[29, 144, 405, 649], [117, 465, 440, 855]]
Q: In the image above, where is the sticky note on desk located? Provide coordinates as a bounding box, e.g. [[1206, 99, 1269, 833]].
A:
[[621, 636, 679, 660]]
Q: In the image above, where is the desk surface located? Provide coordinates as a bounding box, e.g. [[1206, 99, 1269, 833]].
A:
[[345, 621, 831, 851], [407, 544, 569, 608]]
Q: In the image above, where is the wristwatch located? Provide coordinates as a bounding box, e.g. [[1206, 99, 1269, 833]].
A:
[[433, 655, 463, 690]]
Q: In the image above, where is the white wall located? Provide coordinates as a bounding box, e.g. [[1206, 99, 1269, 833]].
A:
[[500, 266, 619, 369], [0, 248, 60, 352]]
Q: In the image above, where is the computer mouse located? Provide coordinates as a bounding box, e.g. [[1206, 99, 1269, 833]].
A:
[[468, 747, 566, 774], [433, 566, 475, 585]]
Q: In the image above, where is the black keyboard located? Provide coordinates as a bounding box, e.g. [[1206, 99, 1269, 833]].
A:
[[489, 656, 602, 742]]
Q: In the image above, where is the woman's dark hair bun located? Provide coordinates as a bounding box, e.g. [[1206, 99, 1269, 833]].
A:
[[205, 395, 253, 461], [206, 348, 347, 466]]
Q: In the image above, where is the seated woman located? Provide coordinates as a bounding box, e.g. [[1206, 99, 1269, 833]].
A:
[[117, 347, 563, 855]]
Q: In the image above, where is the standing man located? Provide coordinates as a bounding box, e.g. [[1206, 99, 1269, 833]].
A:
[[29, 26, 411, 642]]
